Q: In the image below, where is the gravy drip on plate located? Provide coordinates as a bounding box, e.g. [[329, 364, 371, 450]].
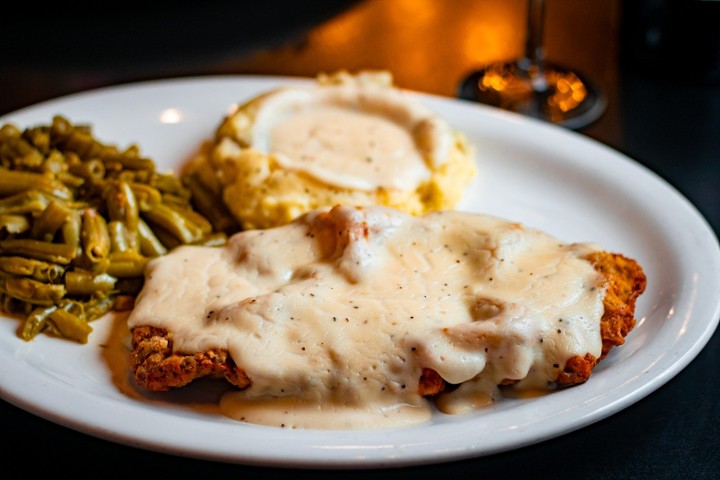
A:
[[128, 205, 605, 430]]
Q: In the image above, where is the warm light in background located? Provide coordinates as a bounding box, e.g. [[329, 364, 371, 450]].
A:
[[217, 0, 617, 118], [219, 0, 531, 95]]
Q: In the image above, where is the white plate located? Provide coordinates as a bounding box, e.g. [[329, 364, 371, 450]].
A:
[[1, 76, 719, 469]]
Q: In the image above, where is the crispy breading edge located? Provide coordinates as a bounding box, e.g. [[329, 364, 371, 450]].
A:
[[554, 251, 647, 385], [129, 251, 646, 394], [130, 325, 250, 392]]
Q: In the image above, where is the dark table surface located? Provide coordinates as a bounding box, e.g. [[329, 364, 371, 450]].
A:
[[1, 1, 719, 478]]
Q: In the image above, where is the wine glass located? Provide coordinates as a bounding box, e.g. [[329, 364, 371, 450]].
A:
[[457, 0, 606, 130]]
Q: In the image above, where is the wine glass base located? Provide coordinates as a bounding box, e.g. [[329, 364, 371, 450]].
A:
[[457, 61, 607, 130]]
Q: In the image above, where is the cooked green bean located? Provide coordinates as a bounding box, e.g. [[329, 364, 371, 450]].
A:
[[1, 293, 31, 317], [21, 304, 58, 341], [61, 210, 82, 247], [56, 171, 85, 189], [0, 122, 21, 141], [170, 203, 213, 235], [143, 203, 205, 244], [83, 295, 116, 321], [106, 251, 149, 278], [1, 115, 237, 343], [147, 224, 180, 250], [0, 136, 44, 168], [108, 220, 131, 253], [105, 180, 139, 231], [0, 214, 30, 234], [0, 190, 51, 216], [68, 158, 105, 181], [0, 238, 77, 264], [103, 152, 156, 172], [60, 127, 103, 159], [137, 217, 167, 257], [45, 302, 93, 343], [80, 208, 111, 263], [155, 172, 191, 199], [0, 168, 72, 200], [128, 182, 162, 211], [183, 173, 240, 234], [42, 150, 65, 175], [31, 200, 74, 242], [104, 180, 139, 251], [0, 256, 65, 282], [0, 273, 66, 306], [65, 270, 117, 296]]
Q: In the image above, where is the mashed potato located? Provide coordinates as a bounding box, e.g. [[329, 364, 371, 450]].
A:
[[185, 70, 477, 230]]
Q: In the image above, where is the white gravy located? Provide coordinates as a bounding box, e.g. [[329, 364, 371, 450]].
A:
[[127, 205, 605, 430], [246, 85, 453, 191]]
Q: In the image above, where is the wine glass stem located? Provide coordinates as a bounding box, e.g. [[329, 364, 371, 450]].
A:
[[521, 0, 548, 92]]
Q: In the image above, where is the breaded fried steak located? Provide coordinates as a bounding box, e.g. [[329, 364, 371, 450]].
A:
[[127, 205, 646, 429]]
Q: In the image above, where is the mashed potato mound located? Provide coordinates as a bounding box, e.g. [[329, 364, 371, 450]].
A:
[[185, 70, 477, 230]]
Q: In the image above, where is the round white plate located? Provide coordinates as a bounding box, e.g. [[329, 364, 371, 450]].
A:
[[1, 76, 718, 469]]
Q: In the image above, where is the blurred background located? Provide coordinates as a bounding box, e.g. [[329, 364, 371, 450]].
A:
[[1, 0, 718, 230]]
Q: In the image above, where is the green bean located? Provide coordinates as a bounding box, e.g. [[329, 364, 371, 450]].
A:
[[21, 304, 58, 341], [0, 122, 21, 141], [0, 190, 50, 216], [0, 256, 65, 282], [103, 152, 156, 172], [160, 193, 192, 209], [106, 251, 149, 278], [137, 217, 167, 257], [143, 203, 205, 244], [65, 270, 117, 296], [80, 208, 111, 263], [56, 171, 85, 189], [31, 200, 74, 242], [183, 173, 240, 234], [0, 214, 30, 234], [104, 180, 139, 251], [0, 238, 77, 264], [155, 172, 191, 199], [1, 115, 235, 344], [107, 220, 131, 253], [61, 210, 82, 247], [68, 158, 105, 181], [128, 182, 162, 211], [0, 273, 66, 306], [42, 149, 65, 175], [45, 302, 93, 343], [171, 203, 212, 235], [0, 168, 72, 200], [105, 180, 139, 230], [0, 136, 44, 168], [147, 224, 180, 250], [60, 127, 101, 159], [81, 295, 116, 322], [1, 293, 31, 317]]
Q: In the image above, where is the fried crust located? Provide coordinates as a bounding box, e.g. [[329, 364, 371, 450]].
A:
[[554, 251, 646, 386], [130, 325, 250, 391], [130, 251, 646, 394]]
